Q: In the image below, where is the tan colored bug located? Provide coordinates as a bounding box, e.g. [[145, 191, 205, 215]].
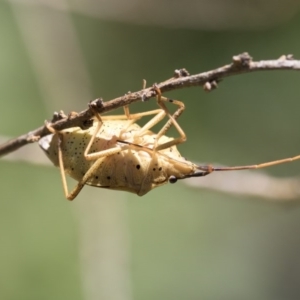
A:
[[39, 86, 300, 200], [39, 86, 211, 200]]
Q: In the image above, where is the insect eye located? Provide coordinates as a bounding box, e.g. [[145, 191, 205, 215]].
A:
[[169, 176, 177, 184]]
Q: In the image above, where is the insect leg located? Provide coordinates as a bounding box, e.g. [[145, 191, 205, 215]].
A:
[[67, 102, 162, 199], [151, 85, 186, 151], [118, 79, 149, 121], [100, 106, 170, 139], [44, 123, 77, 201], [100, 105, 164, 135], [85, 104, 137, 160], [66, 145, 128, 200], [54, 114, 130, 200], [46, 111, 128, 200], [84, 111, 104, 161], [56, 110, 132, 199], [85, 104, 161, 160], [102, 79, 166, 126]]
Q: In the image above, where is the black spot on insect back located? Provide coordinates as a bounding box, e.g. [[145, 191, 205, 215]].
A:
[[136, 164, 141, 170]]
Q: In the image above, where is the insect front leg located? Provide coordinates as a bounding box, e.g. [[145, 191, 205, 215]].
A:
[[99, 105, 163, 136], [44, 123, 76, 201], [85, 103, 160, 160], [85, 103, 134, 161], [47, 111, 128, 200]]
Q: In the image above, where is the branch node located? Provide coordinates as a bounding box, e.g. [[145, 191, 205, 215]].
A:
[[278, 54, 294, 61], [203, 80, 218, 92], [68, 111, 79, 119], [232, 52, 253, 67], [152, 83, 160, 96], [90, 98, 104, 111], [81, 98, 105, 129], [51, 111, 67, 123], [136, 80, 149, 102], [203, 81, 211, 92], [211, 80, 218, 89], [26, 133, 40, 143], [174, 68, 190, 78], [81, 119, 94, 130]]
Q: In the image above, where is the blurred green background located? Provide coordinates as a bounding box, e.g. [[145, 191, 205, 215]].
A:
[[1, 1, 300, 300]]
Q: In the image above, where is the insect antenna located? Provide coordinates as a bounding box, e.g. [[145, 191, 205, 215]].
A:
[[197, 153, 300, 173], [170, 153, 300, 184], [168, 170, 212, 184]]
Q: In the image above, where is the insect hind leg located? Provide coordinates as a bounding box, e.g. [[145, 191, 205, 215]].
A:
[[152, 85, 186, 151], [130, 85, 186, 152]]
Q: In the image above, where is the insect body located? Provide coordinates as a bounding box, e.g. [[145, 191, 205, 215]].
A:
[[40, 119, 206, 198], [39, 86, 300, 201], [39, 87, 210, 200]]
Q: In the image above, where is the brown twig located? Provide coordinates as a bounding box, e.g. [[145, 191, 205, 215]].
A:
[[0, 53, 299, 157]]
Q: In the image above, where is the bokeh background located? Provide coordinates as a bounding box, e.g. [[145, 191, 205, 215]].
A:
[[1, 1, 300, 299]]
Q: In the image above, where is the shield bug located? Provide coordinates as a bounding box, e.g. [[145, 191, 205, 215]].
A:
[[39, 86, 214, 200], [39, 86, 300, 200]]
